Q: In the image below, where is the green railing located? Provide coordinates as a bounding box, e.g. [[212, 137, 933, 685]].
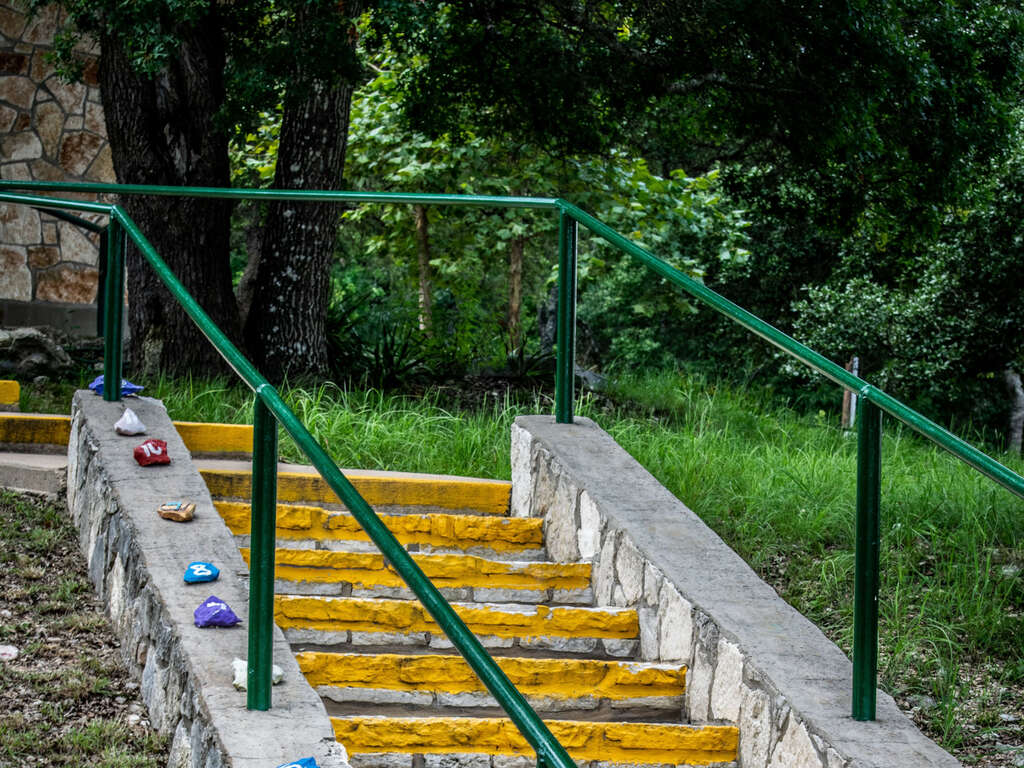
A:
[[3, 180, 1024, 728]]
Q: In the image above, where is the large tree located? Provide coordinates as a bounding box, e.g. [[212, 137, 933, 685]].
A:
[[37, 0, 363, 379]]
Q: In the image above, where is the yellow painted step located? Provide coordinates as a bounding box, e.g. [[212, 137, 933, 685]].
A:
[[0, 413, 251, 453], [298, 652, 685, 701], [240, 549, 589, 591], [216, 501, 542, 551], [331, 717, 738, 766], [0, 413, 69, 444], [275, 595, 638, 640], [0, 381, 19, 409], [203, 469, 511, 515]]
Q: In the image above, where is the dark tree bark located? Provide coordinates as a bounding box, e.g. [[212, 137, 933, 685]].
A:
[[413, 204, 433, 335], [99, 17, 238, 377], [507, 235, 525, 354], [1005, 368, 1024, 454], [244, 6, 363, 381]]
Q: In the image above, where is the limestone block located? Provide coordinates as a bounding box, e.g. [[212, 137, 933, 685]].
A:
[[47, 76, 86, 115], [320, 687, 434, 707], [551, 585, 593, 605], [0, 246, 30, 301], [614, 536, 644, 605], [642, 562, 662, 608], [350, 630, 425, 647], [87, 142, 114, 181], [348, 754, 413, 768], [826, 747, 849, 768], [473, 587, 547, 604], [509, 422, 533, 518], [687, 616, 719, 722], [27, 245, 59, 268], [543, 471, 580, 563], [577, 490, 601, 559], [593, 529, 617, 606], [710, 639, 744, 722], [424, 754, 491, 768], [2, 131, 42, 160], [656, 582, 692, 662], [0, 104, 16, 132], [0, 204, 41, 242], [23, 4, 60, 44], [29, 159, 65, 181], [167, 719, 192, 768], [518, 635, 597, 653], [59, 131, 103, 175], [58, 220, 100, 264], [436, 691, 498, 708], [0, 6, 27, 39], [35, 100, 63, 157], [65, 114, 83, 131], [638, 605, 660, 661], [1, 161, 31, 180], [739, 687, 773, 768], [491, 755, 533, 768], [30, 50, 55, 81], [768, 718, 824, 768], [35, 263, 99, 303], [0, 75, 35, 109], [601, 638, 638, 657]]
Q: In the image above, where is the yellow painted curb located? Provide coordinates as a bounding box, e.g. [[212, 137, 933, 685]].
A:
[[331, 717, 738, 765], [172, 421, 253, 454], [0, 380, 19, 406], [0, 413, 70, 445], [216, 501, 541, 550], [298, 652, 684, 700], [275, 595, 638, 639], [241, 549, 589, 591], [203, 469, 511, 515]]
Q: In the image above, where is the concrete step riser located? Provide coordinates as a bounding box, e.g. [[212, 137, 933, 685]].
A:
[[240, 548, 592, 605], [276, 596, 640, 659], [299, 652, 686, 716]]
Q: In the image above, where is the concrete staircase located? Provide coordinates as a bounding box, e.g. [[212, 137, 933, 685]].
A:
[[1, 401, 739, 768]]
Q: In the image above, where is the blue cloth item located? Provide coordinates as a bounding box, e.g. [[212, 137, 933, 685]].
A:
[[193, 596, 240, 628], [183, 561, 219, 584], [89, 375, 144, 397], [276, 759, 319, 768]]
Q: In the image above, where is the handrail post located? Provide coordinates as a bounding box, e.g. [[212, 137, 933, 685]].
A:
[[102, 217, 124, 402], [247, 394, 278, 710], [555, 211, 578, 423], [853, 399, 882, 720]]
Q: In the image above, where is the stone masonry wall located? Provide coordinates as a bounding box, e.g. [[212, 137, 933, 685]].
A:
[[1, 1, 112, 320], [67, 390, 349, 768], [511, 415, 961, 768]]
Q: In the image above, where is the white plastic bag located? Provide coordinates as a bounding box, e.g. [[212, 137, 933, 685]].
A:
[[114, 407, 147, 435]]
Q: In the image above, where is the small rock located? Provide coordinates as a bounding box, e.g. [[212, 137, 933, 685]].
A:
[[114, 407, 146, 435], [126, 714, 141, 726], [184, 561, 219, 583], [0, 609, 12, 619], [1000, 713, 1020, 723], [135, 439, 170, 466], [194, 596, 240, 628], [0, 645, 19, 661], [114, 696, 126, 705], [231, 657, 285, 690], [157, 501, 194, 522]]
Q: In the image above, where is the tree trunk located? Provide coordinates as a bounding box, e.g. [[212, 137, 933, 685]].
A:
[[99, 19, 238, 377], [1005, 368, 1024, 454], [244, 9, 361, 381], [414, 204, 433, 335], [507, 235, 525, 354]]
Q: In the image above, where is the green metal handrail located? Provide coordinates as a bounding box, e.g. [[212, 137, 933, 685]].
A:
[[0, 189, 573, 768], [4, 180, 1023, 724]]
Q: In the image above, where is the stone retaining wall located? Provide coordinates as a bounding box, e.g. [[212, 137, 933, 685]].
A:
[[511, 415, 960, 768], [1, 1, 113, 331], [67, 390, 349, 768]]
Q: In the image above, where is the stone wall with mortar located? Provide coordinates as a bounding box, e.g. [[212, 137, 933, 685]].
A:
[[511, 415, 960, 768], [1, 1, 112, 332], [67, 390, 350, 768]]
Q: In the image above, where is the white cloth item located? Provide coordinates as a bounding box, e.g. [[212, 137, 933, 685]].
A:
[[114, 407, 147, 435]]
